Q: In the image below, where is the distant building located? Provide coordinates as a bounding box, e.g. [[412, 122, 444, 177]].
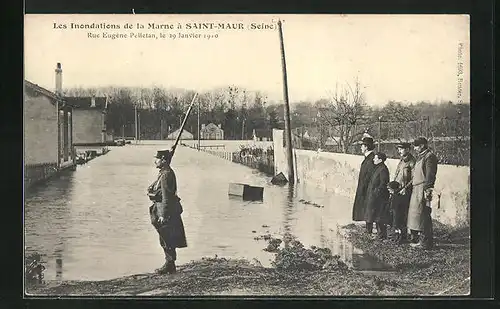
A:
[[66, 95, 112, 144], [167, 128, 194, 140], [200, 123, 224, 140], [24, 63, 75, 188]]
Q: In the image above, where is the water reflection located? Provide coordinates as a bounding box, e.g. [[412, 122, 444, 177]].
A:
[[25, 143, 390, 281], [55, 258, 63, 280], [24, 171, 74, 282]]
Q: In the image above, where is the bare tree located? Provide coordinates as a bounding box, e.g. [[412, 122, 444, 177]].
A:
[[316, 78, 367, 153], [63, 86, 97, 97]]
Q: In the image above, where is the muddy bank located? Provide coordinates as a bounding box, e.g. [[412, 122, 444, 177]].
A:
[[26, 222, 469, 296], [342, 220, 470, 295], [26, 258, 412, 296]]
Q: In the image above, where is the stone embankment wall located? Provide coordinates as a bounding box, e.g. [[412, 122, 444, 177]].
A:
[[273, 129, 470, 227]]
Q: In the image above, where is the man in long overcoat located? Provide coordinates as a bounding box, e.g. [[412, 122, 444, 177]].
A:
[[407, 137, 438, 249], [392, 142, 416, 243], [364, 152, 391, 239], [352, 136, 377, 234], [148, 149, 188, 274]]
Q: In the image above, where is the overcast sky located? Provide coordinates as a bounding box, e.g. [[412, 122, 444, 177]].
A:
[[24, 14, 470, 105]]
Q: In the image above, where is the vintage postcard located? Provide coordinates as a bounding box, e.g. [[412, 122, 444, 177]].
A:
[[24, 14, 470, 296]]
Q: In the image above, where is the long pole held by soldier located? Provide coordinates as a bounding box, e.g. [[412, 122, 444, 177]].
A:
[[170, 93, 198, 159]]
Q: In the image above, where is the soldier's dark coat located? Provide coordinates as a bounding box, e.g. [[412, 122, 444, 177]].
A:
[[149, 166, 187, 249], [352, 151, 376, 221], [364, 162, 391, 223]]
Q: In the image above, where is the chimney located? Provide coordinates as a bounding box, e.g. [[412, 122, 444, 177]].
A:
[[201, 124, 206, 130], [218, 124, 221, 129], [55, 62, 62, 95], [91, 95, 96, 108]]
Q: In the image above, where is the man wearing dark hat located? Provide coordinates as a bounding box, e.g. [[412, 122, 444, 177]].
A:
[[407, 137, 438, 249], [352, 136, 377, 234], [147, 149, 187, 274], [391, 142, 416, 244]]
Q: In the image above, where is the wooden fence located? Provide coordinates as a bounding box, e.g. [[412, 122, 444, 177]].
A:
[[231, 153, 275, 176], [188, 144, 275, 176]]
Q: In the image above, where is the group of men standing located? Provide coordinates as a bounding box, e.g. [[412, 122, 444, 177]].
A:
[[352, 135, 438, 249]]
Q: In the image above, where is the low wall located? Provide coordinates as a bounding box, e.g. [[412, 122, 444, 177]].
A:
[[24, 163, 59, 189], [273, 129, 470, 227]]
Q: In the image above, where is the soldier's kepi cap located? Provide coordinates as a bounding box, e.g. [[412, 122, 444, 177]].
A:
[[155, 149, 173, 159], [413, 136, 428, 146]]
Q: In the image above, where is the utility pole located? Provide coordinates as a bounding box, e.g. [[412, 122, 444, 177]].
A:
[[134, 105, 138, 143], [242, 118, 246, 140], [278, 19, 295, 184], [160, 118, 164, 140], [138, 111, 141, 142], [197, 97, 201, 150], [378, 116, 382, 151]]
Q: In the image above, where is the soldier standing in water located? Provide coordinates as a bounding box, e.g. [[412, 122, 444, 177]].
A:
[[147, 149, 187, 274]]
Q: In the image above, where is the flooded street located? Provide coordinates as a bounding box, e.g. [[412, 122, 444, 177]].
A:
[[24, 142, 375, 282]]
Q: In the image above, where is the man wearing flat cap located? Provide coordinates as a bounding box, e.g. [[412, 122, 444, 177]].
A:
[[147, 149, 187, 274], [407, 137, 438, 249], [391, 142, 416, 244], [352, 136, 377, 235]]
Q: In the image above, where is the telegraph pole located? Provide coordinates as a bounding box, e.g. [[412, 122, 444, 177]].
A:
[[197, 97, 201, 150], [134, 105, 138, 143], [138, 111, 141, 142], [160, 118, 164, 140], [378, 116, 382, 151], [242, 118, 246, 140], [278, 19, 295, 184]]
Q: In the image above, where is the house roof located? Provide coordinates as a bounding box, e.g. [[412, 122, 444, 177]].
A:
[[201, 123, 223, 132], [24, 80, 64, 103], [167, 129, 193, 138], [64, 96, 108, 110]]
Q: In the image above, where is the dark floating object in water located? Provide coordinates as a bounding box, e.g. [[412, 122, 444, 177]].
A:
[[228, 183, 264, 201], [271, 172, 288, 185], [299, 199, 324, 208]]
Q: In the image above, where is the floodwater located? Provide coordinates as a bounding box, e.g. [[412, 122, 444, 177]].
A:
[[24, 141, 388, 282]]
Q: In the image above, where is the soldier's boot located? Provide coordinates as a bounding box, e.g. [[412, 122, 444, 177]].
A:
[[154, 261, 170, 274], [166, 261, 177, 274]]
